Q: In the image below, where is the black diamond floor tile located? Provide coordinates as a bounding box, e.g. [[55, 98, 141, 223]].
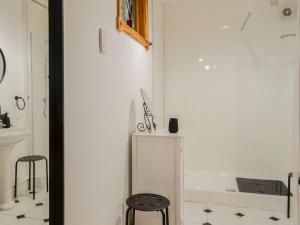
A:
[[269, 217, 280, 221], [17, 214, 25, 219], [235, 213, 245, 217], [204, 209, 213, 213]]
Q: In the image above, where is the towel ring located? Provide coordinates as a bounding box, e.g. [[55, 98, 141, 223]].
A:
[[15, 96, 26, 111]]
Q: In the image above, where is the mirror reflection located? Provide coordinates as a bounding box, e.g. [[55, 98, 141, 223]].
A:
[[0, 0, 49, 224]]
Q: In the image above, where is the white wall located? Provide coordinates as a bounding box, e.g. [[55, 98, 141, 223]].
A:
[[0, 0, 29, 183], [64, 1, 153, 225], [0, 0, 27, 128], [161, 0, 297, 179], [153, 0, 165, 127]]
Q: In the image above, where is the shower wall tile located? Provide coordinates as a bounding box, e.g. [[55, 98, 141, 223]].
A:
[[163, 0, 297, 179]]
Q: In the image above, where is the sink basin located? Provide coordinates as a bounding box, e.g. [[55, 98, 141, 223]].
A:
[[0, 128, 30, 210], [0, 128, 30, 146]]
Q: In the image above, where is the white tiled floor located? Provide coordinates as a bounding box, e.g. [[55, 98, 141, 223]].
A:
[[0, 190, 49, 225], [1, 194, 294, 225], [184, 201, 295, 225]]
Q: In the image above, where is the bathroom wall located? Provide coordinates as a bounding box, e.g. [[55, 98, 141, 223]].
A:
[[161, 0, 297, 179], [153, 0, 165, 127], [0, 0, 27, 128], [64, 1, 153, 225], [0, 0, 29, 182]]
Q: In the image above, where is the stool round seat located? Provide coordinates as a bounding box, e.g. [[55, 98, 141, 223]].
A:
[[125, 193, 170, 225], [18, 155, 47, 162], [126, 193, 170, 212]]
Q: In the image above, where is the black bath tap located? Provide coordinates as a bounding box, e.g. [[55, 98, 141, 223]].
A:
[[0, 112, 11, 128]]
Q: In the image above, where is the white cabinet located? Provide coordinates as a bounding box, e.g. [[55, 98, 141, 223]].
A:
[[132, 131, 184, 225]]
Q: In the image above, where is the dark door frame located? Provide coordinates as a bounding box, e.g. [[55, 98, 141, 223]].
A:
[[49, 0, 64, 225]]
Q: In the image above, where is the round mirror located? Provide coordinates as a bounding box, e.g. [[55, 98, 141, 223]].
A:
[[0, 48, 6, 85]]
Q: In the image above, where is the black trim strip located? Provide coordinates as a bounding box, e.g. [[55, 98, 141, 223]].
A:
[[49, 0, 64, 225]]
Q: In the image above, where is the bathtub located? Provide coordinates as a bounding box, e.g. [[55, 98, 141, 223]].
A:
[[184, 170, 289, 212]]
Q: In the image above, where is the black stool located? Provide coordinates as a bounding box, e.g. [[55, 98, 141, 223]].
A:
[[126, 193, 170, 225], [14, 155, 48, 200]]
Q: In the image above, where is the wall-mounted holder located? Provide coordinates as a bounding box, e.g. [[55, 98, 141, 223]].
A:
[[15, 96, 26, 111]]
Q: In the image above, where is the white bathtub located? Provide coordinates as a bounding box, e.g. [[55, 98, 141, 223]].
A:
[[184, 170, 289, 212]]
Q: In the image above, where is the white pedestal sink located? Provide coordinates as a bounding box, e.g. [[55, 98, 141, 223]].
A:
[[0, 128, 30, 211]]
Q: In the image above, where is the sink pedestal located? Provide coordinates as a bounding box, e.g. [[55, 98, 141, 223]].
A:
[[0, 145, 15, 210], [0, 128, 30, 211]]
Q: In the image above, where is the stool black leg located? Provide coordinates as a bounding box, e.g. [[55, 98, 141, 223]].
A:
[[132, 209, 135, 225], [166, 208, 169, 225], [28, 162, 31, 190], [33, 161, 36, 200], [14, 161, 19, 198], [45, 158, 49, 192], [160, 210, 166, 225], [125, 207, 132, 225]]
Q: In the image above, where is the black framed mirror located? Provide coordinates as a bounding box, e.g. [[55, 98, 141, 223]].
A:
[[49, 0, 64, 224], [0, 48, 6, 85], [0, 0, 62, 224]]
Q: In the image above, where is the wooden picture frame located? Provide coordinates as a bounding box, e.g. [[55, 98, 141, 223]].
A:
[[117, 0, 150, 48]]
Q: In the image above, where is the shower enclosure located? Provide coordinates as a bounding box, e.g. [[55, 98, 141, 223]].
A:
[[153, 0, 300, 223]]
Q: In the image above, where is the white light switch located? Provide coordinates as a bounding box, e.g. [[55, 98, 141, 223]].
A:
[[99, 28, 106, 54]]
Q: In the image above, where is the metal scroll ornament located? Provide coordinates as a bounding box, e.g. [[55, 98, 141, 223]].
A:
[[137, 89, 157, 133], [137, 102, 156, 133]]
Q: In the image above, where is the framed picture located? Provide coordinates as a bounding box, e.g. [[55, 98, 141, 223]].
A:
[[117, 0, 149, 48]]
